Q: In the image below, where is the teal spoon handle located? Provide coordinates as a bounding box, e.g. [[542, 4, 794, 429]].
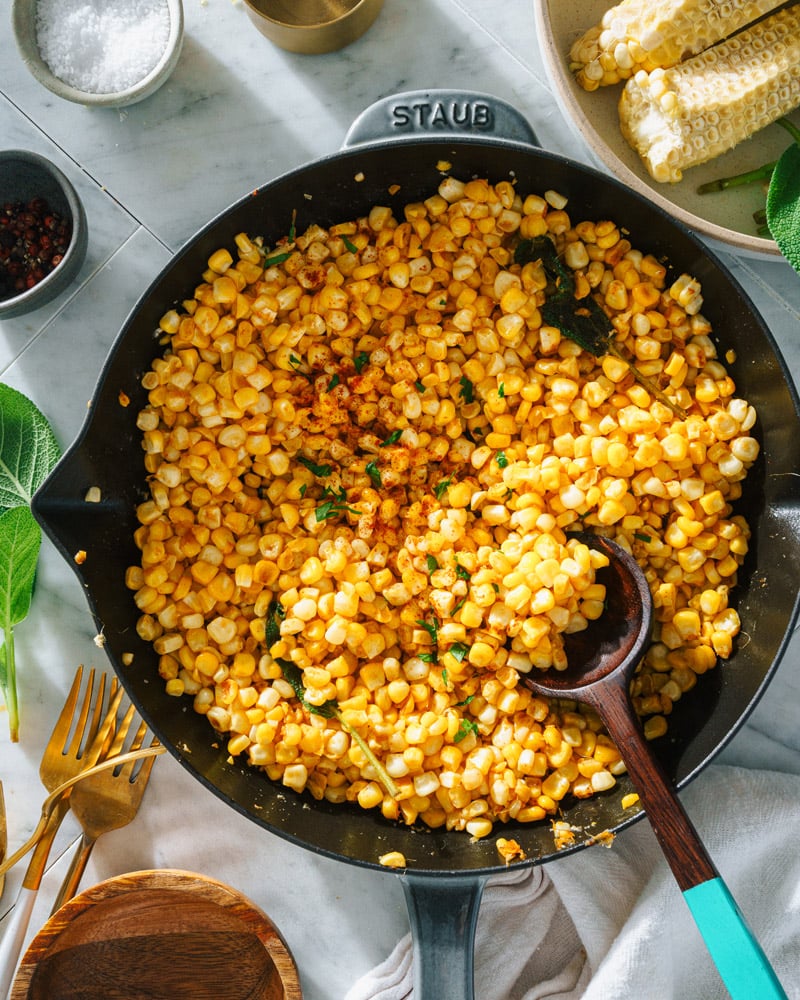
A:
[[684, 877, 787, 999], [583, 677, 789, 1000]]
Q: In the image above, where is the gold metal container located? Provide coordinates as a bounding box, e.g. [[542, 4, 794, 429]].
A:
[[242, 0, 383, 54]]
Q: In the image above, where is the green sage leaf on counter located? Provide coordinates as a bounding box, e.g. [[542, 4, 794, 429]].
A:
[[0, 384, 61, 742], [766, 142, 800, 275], [0, 384, 61, 514]]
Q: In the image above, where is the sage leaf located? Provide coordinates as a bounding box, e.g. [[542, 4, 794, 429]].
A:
[[0, 384, 60, 741], [767, 142, 800, 275], [0, 384, 61, 514], [0, 506, 43, 742]]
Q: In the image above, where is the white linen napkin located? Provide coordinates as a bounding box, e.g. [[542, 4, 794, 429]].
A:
[[344, 765, 800, 999]]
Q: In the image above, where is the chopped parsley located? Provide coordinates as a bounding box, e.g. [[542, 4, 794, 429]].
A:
[[263, 250, 292, 267], [496, 451, 509, 469], [366, 460, 382, 488], [416, 617, 439, 645], [297, 455, 332, 478], [448, 642, 469, 663], [459, 376, 474, 403], [354, 352, 370, 373], [426, 555, 439, 573], [454, 718, 479, 743], [315, 488, 361, 521], [327, 373, 340, 391], [498, 382, 505, 398], [434, 477, 452, 501], [381, 429, 402, 447]]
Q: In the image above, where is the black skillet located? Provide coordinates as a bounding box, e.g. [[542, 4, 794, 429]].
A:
[[32, 92, 800, 998]]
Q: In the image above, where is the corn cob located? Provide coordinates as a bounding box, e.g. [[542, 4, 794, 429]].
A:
[[618, 4, 800, 183], [570, 0, 784, 90]]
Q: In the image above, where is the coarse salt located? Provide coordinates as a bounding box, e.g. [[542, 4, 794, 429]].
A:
[[35, 0, 171, 95]]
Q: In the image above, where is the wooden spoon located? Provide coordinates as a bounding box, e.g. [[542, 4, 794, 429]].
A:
[[523, 532, 787, 1000]]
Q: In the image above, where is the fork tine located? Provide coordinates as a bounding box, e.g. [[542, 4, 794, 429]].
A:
[[119, 723, 160, 782], [105, 702, 137, 760], [83, 686, 125, 766], [63, 669, 112, 761], [48, 665, 86, 756]]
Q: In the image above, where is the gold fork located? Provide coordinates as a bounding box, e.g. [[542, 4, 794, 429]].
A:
[[48, 702, 160, 913], [0, 667, 121, 998]]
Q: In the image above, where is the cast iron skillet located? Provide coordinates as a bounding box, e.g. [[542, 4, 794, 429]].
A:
[[32, 92, 800, 997]]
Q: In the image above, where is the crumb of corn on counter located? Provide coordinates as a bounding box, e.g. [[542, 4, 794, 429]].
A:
[[128, 175, 759, 838], [569, 0, 784, 90], [618, 4, 800, 183]]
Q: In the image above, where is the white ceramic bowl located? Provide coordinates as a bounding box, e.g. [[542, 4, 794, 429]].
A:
[[533, 0, 800, 257], [12, 0, 184, 109], [0, 149, 87, 320]]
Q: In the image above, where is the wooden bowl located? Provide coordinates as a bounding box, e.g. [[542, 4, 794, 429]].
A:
[[10, 870, 302, 1000]]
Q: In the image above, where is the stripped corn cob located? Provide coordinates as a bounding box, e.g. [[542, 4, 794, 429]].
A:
[[618, 4, 800, 183], [570, 0, 784, 90]]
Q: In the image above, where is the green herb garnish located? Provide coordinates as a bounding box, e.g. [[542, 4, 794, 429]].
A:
[[634, 531, 652, 543], [459, 376, 474, 403], [498, 383, 505, 398], [418, 652, 438, 663], [316, 500, 361, 522], [297, 455, 332, 478], [265, 599, 286, 648], [496, 451, 508, 469], [365, 460, 382, 488], [354, 352, 370, 373], [416, 617, 439, 645], [514, 236, 687, 418], [454, 718, 479, 743], [381, 429, 402, 447], [426, 555, 439, 573], [342, 235, 359, 254], [448, 642, 469, 663], [434, 477, 452, 501], [263, 250, 292, 267], [288, 354, 313, 382], [0, 385, 61, 742], [456, 563, 470, 582], [316, 487, 361, 521], [415, 380, 425, 393], [275, 657, 399, 798], [277, 658, 339, 719], [327, 374, 340, 392]]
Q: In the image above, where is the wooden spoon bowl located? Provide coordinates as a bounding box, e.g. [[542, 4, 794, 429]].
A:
[[10, 869, 302, 1000]]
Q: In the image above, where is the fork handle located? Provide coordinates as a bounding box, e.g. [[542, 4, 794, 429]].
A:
[[0, 886, 37, 999], [49, 833, 96, 915]]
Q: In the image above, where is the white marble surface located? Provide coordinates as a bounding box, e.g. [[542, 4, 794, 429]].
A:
[[2, 1, 800, 997]]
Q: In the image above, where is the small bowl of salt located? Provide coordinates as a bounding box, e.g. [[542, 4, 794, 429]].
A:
[[12, 0, 184, 108]]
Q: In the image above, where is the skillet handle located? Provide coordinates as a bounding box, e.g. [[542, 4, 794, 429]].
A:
[[400, 872, 488, 1000], [342, 90, 538, 149]]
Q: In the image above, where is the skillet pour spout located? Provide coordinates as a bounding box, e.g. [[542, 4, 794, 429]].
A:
[[31, 91, 800, 1000]]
